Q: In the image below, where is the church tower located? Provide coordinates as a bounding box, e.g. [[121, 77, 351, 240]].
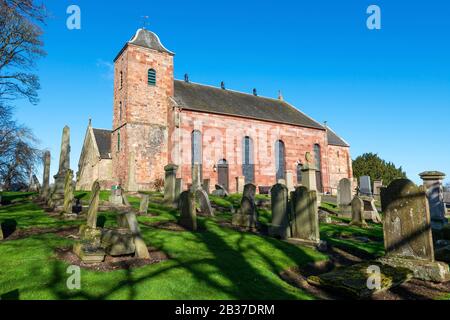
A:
[[112, 29, 175, 191]]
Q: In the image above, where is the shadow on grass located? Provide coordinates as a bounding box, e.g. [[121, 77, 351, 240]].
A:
[[1, 219, 17, 238]]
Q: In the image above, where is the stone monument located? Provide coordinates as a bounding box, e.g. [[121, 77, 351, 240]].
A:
[[164, 164, 178, 204], [268, 183, 290, 239], [337, 178, 352, 217], [419, 171, 448, 231], [50, 126, 71, 209], [179, 190, 197, 231], [232, 183, 258, 229], [40, 151, 51, 201]]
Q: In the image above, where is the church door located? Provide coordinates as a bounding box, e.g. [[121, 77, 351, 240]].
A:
[[217, 159, 229, 191]]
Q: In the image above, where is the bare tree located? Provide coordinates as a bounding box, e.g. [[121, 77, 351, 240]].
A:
[[0, 1, 46, 107]]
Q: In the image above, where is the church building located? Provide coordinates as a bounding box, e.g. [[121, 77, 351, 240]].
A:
[[76, 28, 352, 194]]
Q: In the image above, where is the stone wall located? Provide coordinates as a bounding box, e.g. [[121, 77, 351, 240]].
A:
[[327, 144, 353, 195]]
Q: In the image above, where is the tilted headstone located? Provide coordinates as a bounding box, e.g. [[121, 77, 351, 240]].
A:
[[139, 194, 150, 215], [232, 183, 258, 229], [62, 169, 74, 214], [379, 179, 450, 282], [179, 190, 197, 231], [41, 151, 51, 201], [419, 171, 448, 230], [350, 195, 367, 228], [164, 164, 178, 203], [290, 186, 320, 244], [359, 176, 372, 196], [50, 126, 71, 208], [268, 184, 290, 239], [212, 184, 229, 197], [29, 174, 41, 193], [86, 181, 101, 229], [195, 189, 214, 216], [337, 178, 352, 217], [360, 196, 382, 223]]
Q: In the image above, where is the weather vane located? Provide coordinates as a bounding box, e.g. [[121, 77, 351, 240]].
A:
[[141, 16, 150, 29]]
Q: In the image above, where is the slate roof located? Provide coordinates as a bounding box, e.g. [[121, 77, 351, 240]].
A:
[[173, 80, 325, 130], [92, 128, 112, 159], [327, 126, 350, 147], [444, 192, 450, 204]]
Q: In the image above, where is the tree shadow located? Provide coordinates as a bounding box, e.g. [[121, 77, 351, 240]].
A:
[[1, 219, 18, 238]]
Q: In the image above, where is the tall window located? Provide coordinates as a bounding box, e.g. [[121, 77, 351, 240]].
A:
[[191, 130, 203, 179], [117, 130, 121, 152], [148, 69, 156, 86], [314, 144, 323, 192], [296, 163, 303, 185], [120, 71, 123, 89], [275, 140, 286, 181], [119, 102, 122, 121], [242, 136, 254, 184]]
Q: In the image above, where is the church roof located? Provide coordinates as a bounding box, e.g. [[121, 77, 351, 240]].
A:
[[327, 126, 350, 147], [173, 80, 325, 130], [444, 192, 450, 204], [92, 128, 112, 159]]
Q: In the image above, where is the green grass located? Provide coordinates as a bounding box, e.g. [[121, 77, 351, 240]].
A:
[[1, 193, 327, 300]]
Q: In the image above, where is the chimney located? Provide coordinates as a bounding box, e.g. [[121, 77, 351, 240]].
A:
[[221, 81, 226, 90], [184, 73, 189, 83], [253, 88, 258, 96], [278, 90, 284, 101]]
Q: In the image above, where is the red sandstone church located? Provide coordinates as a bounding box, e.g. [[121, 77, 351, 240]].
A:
[[76, 29, 353, 194]]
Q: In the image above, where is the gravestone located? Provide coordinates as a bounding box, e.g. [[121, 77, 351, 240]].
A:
[[73, 181, 106, 263], [359, 176, 372, 196], [337, 178, 352, 217], [268, 184, 291, 239], [139, 194, 150, 215], [202, 179, 210, 195], [195, 189, 214, 216], [212, 184, 229, 197], [350, 195, 368, 228], [232, 183, 258, 229], [290, 186, 321, 246], [235, 176, 245, 193], [301, 152, 321, 206], [174, 178, 183, 207], [373, 180, 383, 196], [179, 190, 197, 231], [379, 179, 450, 282], [40, 151, 51, 201], [50, 126, 71, 209], [29, 174, 41, 193], [419, 171, 448, 231], [109, 185, 123, 205], [0, 225, 3, 240], [360, 196, 382, 223], [191, 164, 202, 191], [62, 169, 74, 215], [164, 164, 178, 204]]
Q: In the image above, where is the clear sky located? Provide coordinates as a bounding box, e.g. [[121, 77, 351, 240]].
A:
[[13, 0, 450, 185]]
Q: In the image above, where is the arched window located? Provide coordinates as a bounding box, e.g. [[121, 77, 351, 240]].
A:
[[191, 130, 203, 180], [117, 130, 121, 152], [120, 71, 123, 89], [148, 69, 156, 86], [314, 144, 323, 192], [242, 136, 254, 184], [296, 163, 303, 185], [275, 140, 286, 182], [119, 101, 122, 121]]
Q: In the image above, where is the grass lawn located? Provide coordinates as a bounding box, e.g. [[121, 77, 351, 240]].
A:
[[0, 192, 330, 300]]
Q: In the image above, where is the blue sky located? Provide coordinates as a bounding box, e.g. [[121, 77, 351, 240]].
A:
[[13, 0, 450, 185]]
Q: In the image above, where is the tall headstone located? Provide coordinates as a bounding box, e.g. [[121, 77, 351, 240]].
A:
[[191, 164, 202, 191], [232, 183, 258, 229], [41, 151, 51, 201], [359, 176, 372, 196], [50, 126, 71, 208], [290, 186, 321, 245], [174, 178, 183, 207], [179, 190, 197, 231], [373, 180, 383, 196], [337, 178, 352, 217], [62, 169, 74, 215], [139, 194, 150, 215], [202, 179, 211, 195], [268, 184, 290, 239], [285, 170, 294, 191], [235, 176, 245, 194], [301, 152, 321, 206], [419, 171, 448, 230], [379, 179, 450, 282], [350, 195, 368, 228], [164, 164, 178, 203]]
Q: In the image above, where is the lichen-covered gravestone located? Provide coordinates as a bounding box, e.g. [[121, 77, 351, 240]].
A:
[[378, 179, 450, 282], [40, 151, 51, 201], [195, 189, 214, 217], [289, 186, 321, 246], [139, 194, 150, 215], [350, 195, 368, 228], [337, 178, 352, 217], [73, 181, 106, 263], [179, 190, 197, 231], [62, 169, 74, 215], [164, 164, 178, 204], [50, 126, 71, 209], [212, 184, 229, 197], [232, 184, 258, 229], [268, 184, 291, 239]]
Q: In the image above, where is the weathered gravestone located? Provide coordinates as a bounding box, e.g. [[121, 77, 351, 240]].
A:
[[235, 176, 245, 194], [40, 151, 51, 201], [212, 184, 229, 197], [359, 176, 372, 196], [179, 190, 197, 231], [360, 195, 382, 223], [232, 184, 258, 229], [301, 152, 321, 206], [62, 169, 74, 215], [350, 195, 368, 228], [378, 179, 450, 282], [268, 184, 290, 239], [373, 180, 383, 196], [337, 178, 352, 217], [202, 179, 210, 195], [73, 181, 106, 263], [139, 194, 150, 215], [285, 171, 294, 191], [289, 186, 321, 246], [195, 189, 214, 217], [50, 126, 71, 209], [191, 164, 202, 191], [174, 178, 183, 207], [419, 171, 448, 231], [29, 174, 41, 193], [109, 185, 123, 205], [164, 164, 178, 204]]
